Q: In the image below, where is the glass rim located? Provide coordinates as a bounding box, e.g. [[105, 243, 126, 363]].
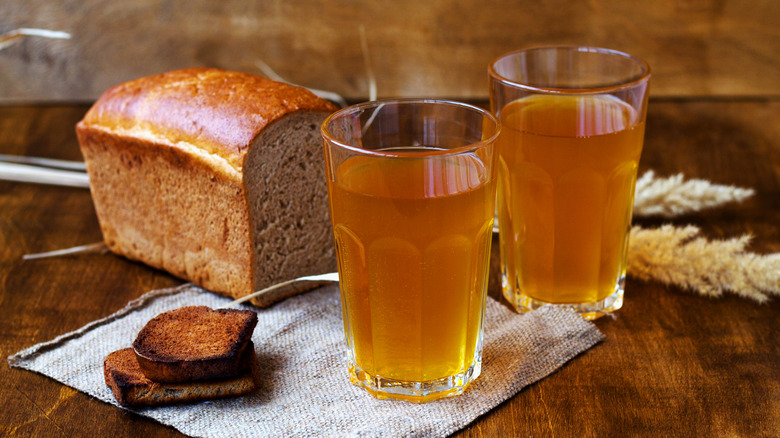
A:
[[488, 45, 652, 94], [320, 98, 501, 158]]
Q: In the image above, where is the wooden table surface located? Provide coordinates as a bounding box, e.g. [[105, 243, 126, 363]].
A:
[[1, 99, 778, 437]]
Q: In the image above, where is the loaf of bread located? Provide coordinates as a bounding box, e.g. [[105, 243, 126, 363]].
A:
[[76, 68, 338, 306]]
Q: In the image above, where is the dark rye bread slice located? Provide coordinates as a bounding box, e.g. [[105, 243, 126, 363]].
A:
[[104, 345, 257, 407], [132, 306, 258, 383], [75, 68, 338, 307]]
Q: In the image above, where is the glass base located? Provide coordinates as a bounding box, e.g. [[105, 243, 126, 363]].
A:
[[347, 355, 482, 403], [503, 275, 625, 320]]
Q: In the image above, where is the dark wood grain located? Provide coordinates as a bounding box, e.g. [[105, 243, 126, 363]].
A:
[[1, 100, 778, 436], [2, 0, 780, 102]]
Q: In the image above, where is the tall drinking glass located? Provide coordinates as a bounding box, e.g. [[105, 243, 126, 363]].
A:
[[321, 99, 500, 402], [489, 47, 651, 319]]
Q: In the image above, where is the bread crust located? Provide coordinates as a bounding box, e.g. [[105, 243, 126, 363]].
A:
[[78, 68, 338, 172], [132, 306, 258, 383], [78, 127, 253, 294]]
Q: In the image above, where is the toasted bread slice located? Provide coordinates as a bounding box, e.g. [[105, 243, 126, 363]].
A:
[[104, 345, 257, 407], [132, 306, 258, 382]]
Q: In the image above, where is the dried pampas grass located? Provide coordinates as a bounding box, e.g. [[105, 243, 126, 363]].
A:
[[628, 172, 778, 303], [628, 225, 780, 303], [634, 170, 754, 217]]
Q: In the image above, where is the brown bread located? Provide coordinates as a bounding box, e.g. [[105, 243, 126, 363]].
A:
[[132, 306, 257, 383], [104, 345, 257, 407], [75, 68, 339, 306]]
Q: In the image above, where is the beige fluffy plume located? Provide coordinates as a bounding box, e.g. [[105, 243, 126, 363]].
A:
[[628, 225, 780, 303], [633, 170, 754, 217]]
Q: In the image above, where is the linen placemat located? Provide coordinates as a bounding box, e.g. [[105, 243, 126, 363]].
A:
[[8, 284, 603, 437]]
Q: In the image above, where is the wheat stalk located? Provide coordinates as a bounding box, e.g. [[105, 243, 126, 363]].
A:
[[634, 170, 754, 217], [627, 225, 780, 303], [22, 242, 108, 260], [0, 28, 70, 51]]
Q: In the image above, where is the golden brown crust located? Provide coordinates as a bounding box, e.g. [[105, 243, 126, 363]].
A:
[[76, 126, 253, 296], [79, 68, 338, 172]]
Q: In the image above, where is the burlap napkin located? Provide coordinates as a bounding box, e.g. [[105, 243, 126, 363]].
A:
[[8, 284, 603, 437]]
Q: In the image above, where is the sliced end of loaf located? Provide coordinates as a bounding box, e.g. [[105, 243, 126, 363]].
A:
[[244, 110, 337, 306]]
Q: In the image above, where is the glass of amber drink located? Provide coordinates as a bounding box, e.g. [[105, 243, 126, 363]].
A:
[[321, 99, 500, 402], [489, 47, 651, 319]]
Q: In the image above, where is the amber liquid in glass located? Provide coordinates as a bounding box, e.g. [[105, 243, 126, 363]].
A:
[[329, 149, 494, 385], [497, 94, 644, 305]]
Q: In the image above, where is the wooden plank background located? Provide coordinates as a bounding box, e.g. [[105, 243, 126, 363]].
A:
[[1, 0, 779, 102]]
